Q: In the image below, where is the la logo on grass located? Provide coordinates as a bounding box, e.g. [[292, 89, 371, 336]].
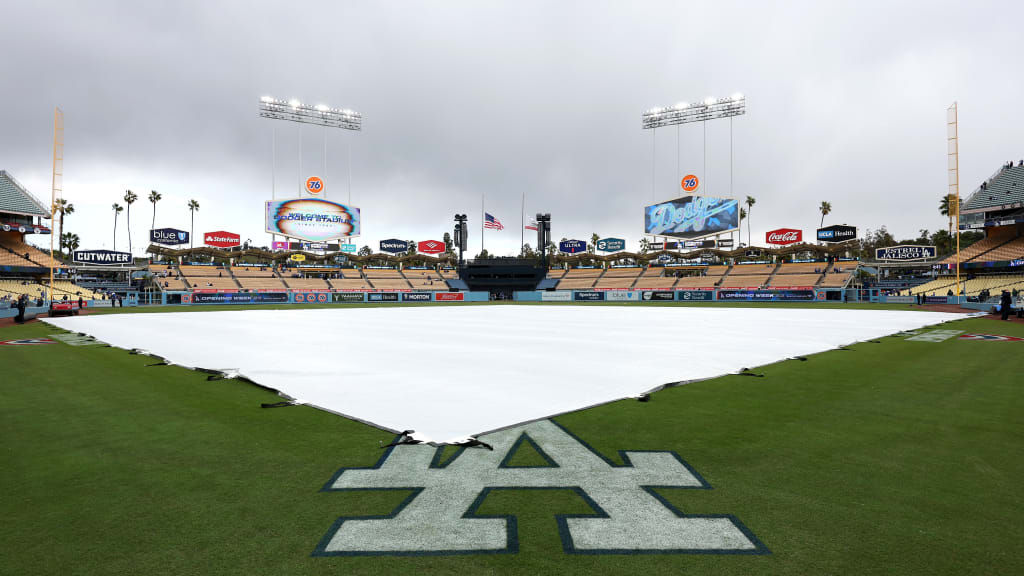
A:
[[315, 419, 768, 556]]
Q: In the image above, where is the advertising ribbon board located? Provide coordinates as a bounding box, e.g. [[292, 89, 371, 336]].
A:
[[435, 292, 465, 301], [641, 291, 675, 301], [332, 292, 365, 303], [573, 291, 605, 301], [717, 289, 815, 301], [541, 291, 572, 302], [605, 291, 639, 301], [190, 292, 289, 304], [402, 292, 433, 302], [676, 290, 714, 301], [368, 293, 400, 302]]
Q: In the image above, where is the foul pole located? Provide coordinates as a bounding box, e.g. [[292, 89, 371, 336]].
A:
[[49, 107, 64, 304], [947, 103, 960, 298]]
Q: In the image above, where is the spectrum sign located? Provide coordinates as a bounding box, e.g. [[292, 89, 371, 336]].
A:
[[204, 231, 240, 248], [265, 198, 360, 242]]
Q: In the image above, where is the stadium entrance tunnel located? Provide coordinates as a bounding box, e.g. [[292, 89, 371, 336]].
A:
[[458, 260, 546, 300]]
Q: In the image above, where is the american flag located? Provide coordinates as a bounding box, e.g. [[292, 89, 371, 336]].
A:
[[484, 213, 504, 230], [524, 220, 538, 231]]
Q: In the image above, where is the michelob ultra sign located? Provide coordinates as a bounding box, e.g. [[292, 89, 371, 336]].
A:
[[265, 198, 360, 242]]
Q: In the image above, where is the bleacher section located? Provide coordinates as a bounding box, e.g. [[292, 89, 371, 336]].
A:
[[178, 265, 238, 290], [403, 269, 447, 290], [963, 164, 1024, 211], [286, 278, 332, 290], [938, 235, 1007, 265], [594, 268, 642, 289], [555, 268, 603, 290], [770, 274, 821, 288], [719, 264, 773, 288], [2, 238, 63, 268], [908, 277, 961, 296], [633, 268, 677, 289], [979, 236, 1024, 262]]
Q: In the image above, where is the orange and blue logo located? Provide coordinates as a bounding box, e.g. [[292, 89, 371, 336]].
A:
[[305, 176, 324, 195], [681, 174, 699, 192]]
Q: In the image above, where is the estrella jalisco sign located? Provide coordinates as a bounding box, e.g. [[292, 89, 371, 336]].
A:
[[875, 245, 936, 261]]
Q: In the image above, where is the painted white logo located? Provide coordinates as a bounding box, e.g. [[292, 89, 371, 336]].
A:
[[315, 419, 766, 556], [906, 329, 962, 342]]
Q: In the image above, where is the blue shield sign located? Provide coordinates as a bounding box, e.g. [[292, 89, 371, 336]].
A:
[[150, 228, 190, 246]]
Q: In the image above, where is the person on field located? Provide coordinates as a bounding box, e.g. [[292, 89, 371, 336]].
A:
[[1000, 290, 1012, 321], [15, 294, 27, 323]]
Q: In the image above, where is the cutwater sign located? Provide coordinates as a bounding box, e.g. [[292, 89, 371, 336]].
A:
[[559, 239, 586, 254], [875, 245, 936, 261], [150, 228, 189, 245], [596, 238, 625, 252], [73, 249, 131, 265], [380, 239, 408, 254]]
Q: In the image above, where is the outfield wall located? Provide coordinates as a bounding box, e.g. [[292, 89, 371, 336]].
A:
[[156, 291, 490, 305], [515, 288, 841, 302]]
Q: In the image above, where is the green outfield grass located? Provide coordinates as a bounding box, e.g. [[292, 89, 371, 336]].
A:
[[2, 307, 1022, 575]]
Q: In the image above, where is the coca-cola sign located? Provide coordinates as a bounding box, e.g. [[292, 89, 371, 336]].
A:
[[765, 228, 802, 245]]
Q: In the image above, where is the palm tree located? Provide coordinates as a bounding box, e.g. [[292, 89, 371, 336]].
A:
[[53, 198, 74, 253], [123, 189, 138, 254], [739, 207, 747, 245], [61, 232, 80, 253], [819, 201, 832, 229], [939, 194, 959, 241], [187, 199, 200, 249], [148, 190, 162, 230], [590, 232, 600, 253], [745, 196, 756, 246], [111, 203, 123, 249]]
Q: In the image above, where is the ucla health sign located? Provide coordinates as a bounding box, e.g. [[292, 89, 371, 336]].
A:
[[816, 225, 857, 243], [73, 249, 132, 265], [596, 238, 625, 252], [559, 239, 586, 254], [875, 245, 936, 261], [150, 228, 189, 245]]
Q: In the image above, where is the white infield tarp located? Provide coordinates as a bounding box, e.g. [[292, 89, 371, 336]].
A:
[[44, 306, 963, 443]]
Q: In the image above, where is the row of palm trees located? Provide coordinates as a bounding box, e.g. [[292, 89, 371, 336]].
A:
[[108, 191, 201, 252]]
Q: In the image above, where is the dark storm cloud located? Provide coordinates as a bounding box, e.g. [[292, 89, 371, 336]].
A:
[[1, 1, 1022, 254]]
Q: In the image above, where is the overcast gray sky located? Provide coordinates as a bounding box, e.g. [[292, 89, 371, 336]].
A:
[[2, 0, 1022, 256]]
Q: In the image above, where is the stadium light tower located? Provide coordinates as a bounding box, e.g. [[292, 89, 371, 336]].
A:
[[535, 213, 551, 266], [454, 214, 468, 268]]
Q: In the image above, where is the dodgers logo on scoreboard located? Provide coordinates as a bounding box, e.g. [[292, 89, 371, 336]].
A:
[[305, 176, 324, 195]]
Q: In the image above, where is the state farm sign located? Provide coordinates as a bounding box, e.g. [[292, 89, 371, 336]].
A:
[[417, 239, 445, 255], [765, 228, 802, 245], [204, 231, 240, 248]]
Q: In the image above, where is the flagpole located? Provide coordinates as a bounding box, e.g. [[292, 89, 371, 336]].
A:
[[520, 191, 525, 256], [481, 194, 484, 254]]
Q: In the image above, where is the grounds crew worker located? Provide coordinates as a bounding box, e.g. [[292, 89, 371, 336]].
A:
[[1000, 290, 1013, 321], [15, 294, 27, 324]]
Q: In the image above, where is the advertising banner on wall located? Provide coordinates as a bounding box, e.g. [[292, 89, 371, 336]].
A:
[[265, 198, 360, 242], [435, 292, 466, 301], [541, 291, 572, 301], [766, 228, 803, 245], [676, 290, 715, 301], [150, 228, 189, 245], [596, 238, 626, 252], [190, 292, 289, 304], [339, 243, 357, 253], [272, 241, 289, 251], [417, 240, 445, 255], [875, 245, 937, 261], [605, 291, 639, 301], [641, 291, 675, 301], [816, 225, 857, 242], [717, 239, 735, 248], [717, 289, 815, 301], [379, 239, 408, 254], [644, 195, 739, 239], [368, 293, 400, 302], [332, 292, 365, 302], [294, 292, 331, 303], [72, 250, 132, 265], [559, 239, 587, 254], [402, 292, 433, 302], [574, 291, 605, 301], [204, 231, 240, 248]]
